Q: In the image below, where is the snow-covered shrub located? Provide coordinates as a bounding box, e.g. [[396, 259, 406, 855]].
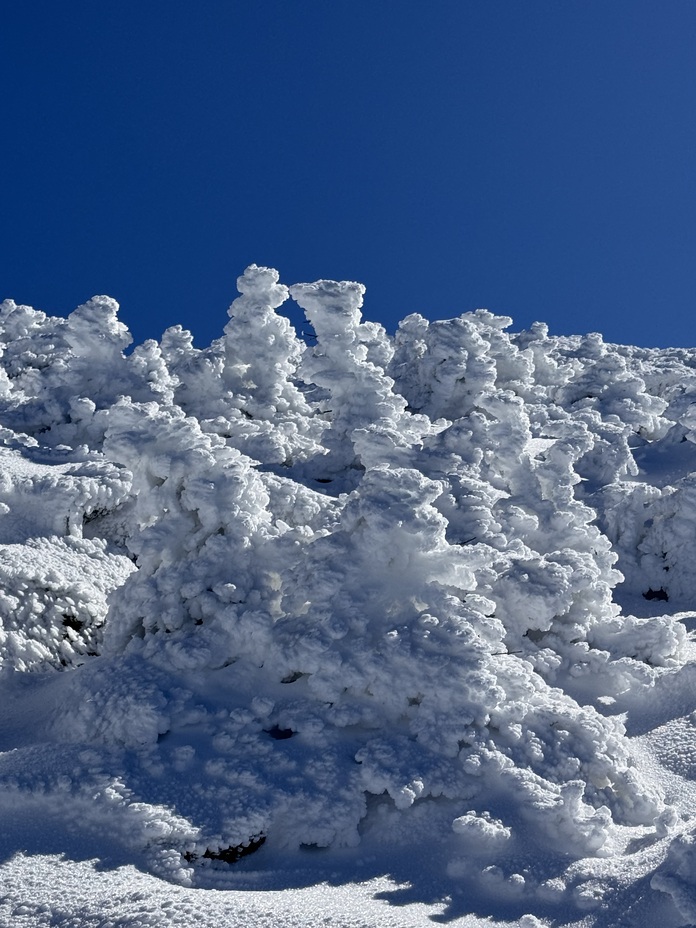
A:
[[0, 536, 134, 671], [0, 265, 694, 900]]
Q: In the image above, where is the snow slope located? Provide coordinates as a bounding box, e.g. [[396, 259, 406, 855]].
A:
[[2, 266, 696, 926]]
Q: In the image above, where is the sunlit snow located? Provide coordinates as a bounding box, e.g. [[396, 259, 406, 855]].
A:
[[2, 265, 696, 926]]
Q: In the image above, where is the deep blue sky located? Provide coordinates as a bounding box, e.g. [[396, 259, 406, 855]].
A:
[[2, 1, 696, 348]]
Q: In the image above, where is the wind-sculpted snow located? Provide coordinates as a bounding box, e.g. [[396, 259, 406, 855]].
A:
[[2, 268, 696, 923]]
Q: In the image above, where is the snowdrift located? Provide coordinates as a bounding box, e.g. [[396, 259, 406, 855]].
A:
[[2, 266, 696, 924]]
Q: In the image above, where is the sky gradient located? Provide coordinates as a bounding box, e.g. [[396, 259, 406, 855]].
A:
[[2, 1, 696, 348]]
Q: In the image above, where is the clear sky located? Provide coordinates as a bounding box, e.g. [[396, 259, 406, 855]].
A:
[[2, 1, 696, 349]]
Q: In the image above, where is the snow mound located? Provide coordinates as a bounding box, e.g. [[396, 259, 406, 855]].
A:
[[2, 266, 696, 924]]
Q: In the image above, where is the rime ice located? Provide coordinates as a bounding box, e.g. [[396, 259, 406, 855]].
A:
[[1, 267, 696, 924]]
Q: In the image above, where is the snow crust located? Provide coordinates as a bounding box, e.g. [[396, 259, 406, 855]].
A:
[[2, 268, 696, 925]]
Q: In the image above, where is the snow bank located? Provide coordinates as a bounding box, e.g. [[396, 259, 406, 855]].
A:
[[2, 268, 696, 923]]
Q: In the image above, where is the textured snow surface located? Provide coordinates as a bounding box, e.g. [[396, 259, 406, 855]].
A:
[[2, 267, 696, 925]]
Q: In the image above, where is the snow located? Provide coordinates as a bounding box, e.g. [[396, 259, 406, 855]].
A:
[[2, 266, 696, 925]]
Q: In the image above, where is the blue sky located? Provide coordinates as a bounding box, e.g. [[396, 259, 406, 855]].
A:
[[2, 1, 696, 348]]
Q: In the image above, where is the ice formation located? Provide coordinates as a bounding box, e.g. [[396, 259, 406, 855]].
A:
[[2, 267, 696, 922]]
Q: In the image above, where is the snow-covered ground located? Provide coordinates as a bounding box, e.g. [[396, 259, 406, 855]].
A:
[[3, 266, 696, 926]]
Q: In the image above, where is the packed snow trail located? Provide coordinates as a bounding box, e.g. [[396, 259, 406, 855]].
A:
[[2, 266, 696, 925]]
